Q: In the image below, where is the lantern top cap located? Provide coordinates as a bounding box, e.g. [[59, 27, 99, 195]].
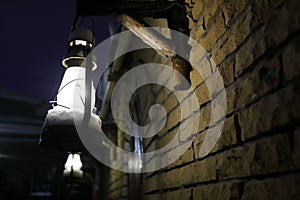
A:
[[69, 27, 94, 46]]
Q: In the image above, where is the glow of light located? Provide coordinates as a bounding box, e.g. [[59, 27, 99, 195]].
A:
[[64, 153, 83, 174], [69, 40, 89, 47], [56, 66, 95, 111], [72, 153, 83, 171], [64, 153, 74, 172]]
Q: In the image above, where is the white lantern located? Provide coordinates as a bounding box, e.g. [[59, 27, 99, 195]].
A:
[[39, 27, 101, 152]]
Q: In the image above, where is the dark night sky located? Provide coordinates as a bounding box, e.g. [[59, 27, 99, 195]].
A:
[[0, 0, 117, 103]]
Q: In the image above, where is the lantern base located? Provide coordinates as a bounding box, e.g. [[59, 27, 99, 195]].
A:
[[39, 107, 102, 152], [40, 124, 85, 152]]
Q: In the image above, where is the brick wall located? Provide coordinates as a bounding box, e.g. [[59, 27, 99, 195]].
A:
[[103, 0, 300, 199]]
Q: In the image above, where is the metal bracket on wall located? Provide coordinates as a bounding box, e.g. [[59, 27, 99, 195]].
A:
[[77, 0, 192, 90]]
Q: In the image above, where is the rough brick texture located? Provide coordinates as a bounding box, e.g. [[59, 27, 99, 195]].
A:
[[102, 0, 300, 199]]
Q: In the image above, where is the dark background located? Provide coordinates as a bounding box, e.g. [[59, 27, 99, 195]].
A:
[[0, 0, 116, 103], [0, 1, 118, 199]]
